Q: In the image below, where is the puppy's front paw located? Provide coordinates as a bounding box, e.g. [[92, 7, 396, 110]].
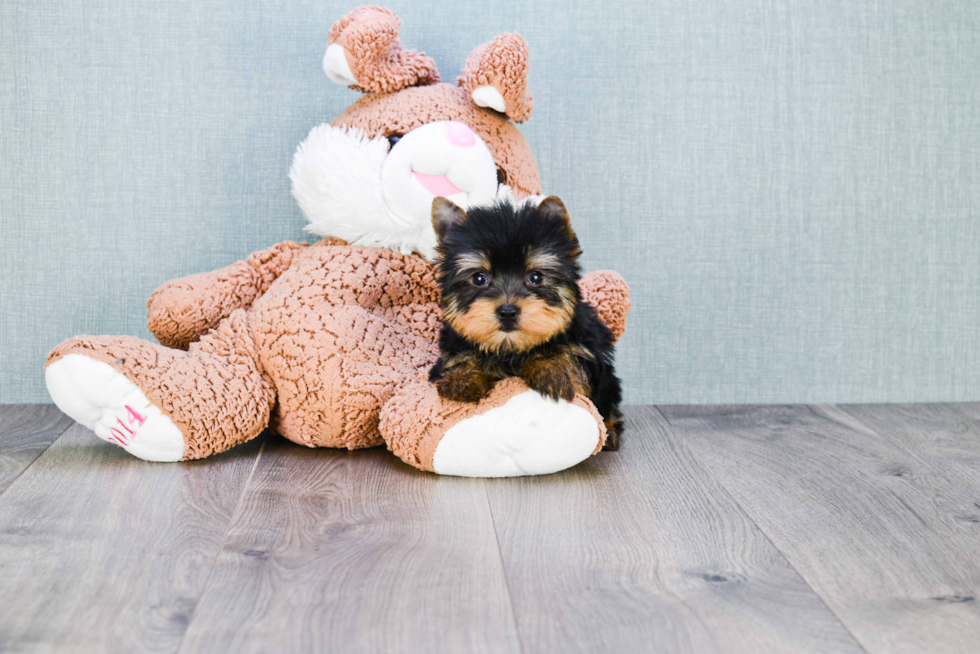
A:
[[521, 358, 584, 402], [436, 370, 494, 403]]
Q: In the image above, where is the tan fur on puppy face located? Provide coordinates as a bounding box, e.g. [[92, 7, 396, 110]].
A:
[[445, 298, 503, 351], [525, 250, 563, 274], [507, 297, 573, 351], [455, 253, 491, 275], [446, 295, 574, 353]]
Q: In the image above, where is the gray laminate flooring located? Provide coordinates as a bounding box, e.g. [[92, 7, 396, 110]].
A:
[[0, 404, 977, 653]]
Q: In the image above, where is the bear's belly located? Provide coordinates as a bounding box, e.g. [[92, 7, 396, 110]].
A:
[[248, 244, 442, 449]]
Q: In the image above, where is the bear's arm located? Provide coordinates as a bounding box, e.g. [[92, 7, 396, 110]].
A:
[[147, 241, 308, 350], [579, 270, 631, 342]]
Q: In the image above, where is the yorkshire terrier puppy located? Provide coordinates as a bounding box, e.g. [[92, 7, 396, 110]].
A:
[[428, 196, 624, 449]]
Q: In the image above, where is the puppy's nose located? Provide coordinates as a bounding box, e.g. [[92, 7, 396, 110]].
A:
[[443, 121, 476, 147], [497, 304, 519, 322]]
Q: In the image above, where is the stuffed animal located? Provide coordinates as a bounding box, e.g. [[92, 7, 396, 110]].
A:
[[44, 6, 631, 477]]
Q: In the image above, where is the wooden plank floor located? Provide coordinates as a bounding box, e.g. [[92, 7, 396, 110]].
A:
[[0, 403, 978, 653]]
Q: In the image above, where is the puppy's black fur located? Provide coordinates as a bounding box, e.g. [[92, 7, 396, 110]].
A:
[[428, 196, 623, 449]]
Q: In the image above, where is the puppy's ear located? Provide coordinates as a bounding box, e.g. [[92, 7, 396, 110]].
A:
[[432, 197, 467, 241], [537, 196, 576, 240]]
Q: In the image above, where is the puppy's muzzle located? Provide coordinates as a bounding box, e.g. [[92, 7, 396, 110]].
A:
[[496, 304, 520, 332]]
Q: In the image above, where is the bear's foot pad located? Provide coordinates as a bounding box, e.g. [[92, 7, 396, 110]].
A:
[[46, 354, 185, 462], [432, 390, 601, 477]]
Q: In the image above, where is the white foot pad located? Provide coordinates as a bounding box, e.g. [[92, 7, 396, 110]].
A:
[[46, 354, 185, 462], [432, 390, 601, 478]]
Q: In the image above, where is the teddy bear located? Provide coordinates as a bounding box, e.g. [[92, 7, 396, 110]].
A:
[[44, 6, 631, 477]]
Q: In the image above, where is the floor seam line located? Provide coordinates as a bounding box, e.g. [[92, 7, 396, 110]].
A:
[[484, 480, 525, 654], [0, 418, 76, 503], [174, 438, 267, 654], [651, 405, 872, 654]]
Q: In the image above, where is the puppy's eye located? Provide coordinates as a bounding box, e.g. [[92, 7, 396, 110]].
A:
[[472, 272, 489, 287], [527, 271, 544, 285], [387, 134, 402, 148]]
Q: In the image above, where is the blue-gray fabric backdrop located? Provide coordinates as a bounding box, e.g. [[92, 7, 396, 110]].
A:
[[2, 0, 979, 404]]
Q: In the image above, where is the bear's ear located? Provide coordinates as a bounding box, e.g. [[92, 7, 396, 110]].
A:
[[324, 6, 440, 93], [432, 197, 467, 241], [457, 34, 534, 123]]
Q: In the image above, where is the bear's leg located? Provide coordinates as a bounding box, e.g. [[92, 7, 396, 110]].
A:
[[380, 378, 607, 477], [45, 310, 274, 461]]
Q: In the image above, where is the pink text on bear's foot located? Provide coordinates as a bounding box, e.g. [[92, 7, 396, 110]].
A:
[[107, 405, 147, 446]]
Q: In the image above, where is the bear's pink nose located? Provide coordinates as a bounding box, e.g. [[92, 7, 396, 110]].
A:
[[443, 121, 476, 147]]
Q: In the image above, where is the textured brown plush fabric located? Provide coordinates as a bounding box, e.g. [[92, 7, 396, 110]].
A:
[[327, 6, 440, 93], [325, 7, 540, 197], [49, 310, 276, 460], [333, 84, 542, 199], [579, 270, 632, 343], [458, 33, 534, 123], [147, 241, 308, 350], [47, 240, 629, 461], [45, 6, 632, 470], [250, 244, 443, 451]]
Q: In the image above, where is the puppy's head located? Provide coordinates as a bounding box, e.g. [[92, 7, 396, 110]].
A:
[[432, 196, 581, 353]]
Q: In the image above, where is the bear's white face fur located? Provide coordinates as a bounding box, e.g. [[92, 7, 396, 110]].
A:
[[290, 121, 523, 260]]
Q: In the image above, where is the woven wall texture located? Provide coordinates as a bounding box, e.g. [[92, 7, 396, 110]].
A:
[[2, 0, 979, 403]]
